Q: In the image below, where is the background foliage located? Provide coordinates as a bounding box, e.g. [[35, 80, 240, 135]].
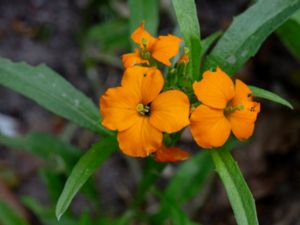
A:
[[0, 1, 299, 225]]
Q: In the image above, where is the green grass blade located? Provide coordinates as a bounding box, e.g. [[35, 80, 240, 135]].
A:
[[0, 134, 27, 150], [128, 0, 159, 49], [200, 31, 222, 60], [0, 201, 30, 225], [164, 151, 213, 205], [22, 196, 76, 225], [0, 57, 111, 136], [131, 157, 165, 208], [55, 137, 118, 220], [84, 19, 129, 53], [210, 148, 259, 225], [0, 132, 81, 173], [152, 151, 212, 224], [249, 85, 293, 109], [153, 190, 202, 225], [172, 0, 202, 80], [277, 9, 300, 60], [203, 0, 300, 76]]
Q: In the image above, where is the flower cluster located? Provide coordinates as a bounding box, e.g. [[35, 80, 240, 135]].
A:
[[100, 22, 260, 162], [100, 23, 190, 161]]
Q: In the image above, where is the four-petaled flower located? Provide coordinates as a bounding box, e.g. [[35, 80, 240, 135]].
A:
[[122, 22, 182, 68], [100, 66, 190, 157], [190, 67, 260, 148]]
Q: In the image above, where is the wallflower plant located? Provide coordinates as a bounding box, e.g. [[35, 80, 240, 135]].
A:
[[0, 0, 298, 224]]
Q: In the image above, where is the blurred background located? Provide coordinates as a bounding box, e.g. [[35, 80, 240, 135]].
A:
[[0, 0, 299, 224]]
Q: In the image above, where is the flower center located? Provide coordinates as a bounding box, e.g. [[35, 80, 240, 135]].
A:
[[136, 103, 151, 116], [224, 104, 244, 117]]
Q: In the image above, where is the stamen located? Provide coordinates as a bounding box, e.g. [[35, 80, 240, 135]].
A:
[[141, 38, 147, 46], [141, 50, 150, 60], [224, 104, 244, 116], [136, 103, 151, 116], [136, 103, 144, 113]]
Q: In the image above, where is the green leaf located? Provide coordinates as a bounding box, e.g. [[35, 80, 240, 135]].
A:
[[0, 132, 81, 173], [27, 132, 81, 172], [55, 137, 118, 220], [22, 196, 76, 225], [128, 0, 159, 49], [210, 148, 259, 225], [0, 57, 112, 136], [40, 169, 65, 203], [0, 134, 27, 150], [131, 157, 165, 208], [172, 0, 202, 80], [84, 19, 129, 53], [249, 85, 293, 109], [152, 152, 212, 224], [0, 201, 30, 225], [200, 31, 222, 60], [277, 9, 300, 60], [153, 190, 201, 225], [203, 0, 300, 76], [164, 151, 213, 205]]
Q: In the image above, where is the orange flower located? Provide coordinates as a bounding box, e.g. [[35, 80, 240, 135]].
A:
[[122, 22, 182, 68], [154, 145, 190, 162], [190, 67, 260, 148], [100, 66, 190, 157]]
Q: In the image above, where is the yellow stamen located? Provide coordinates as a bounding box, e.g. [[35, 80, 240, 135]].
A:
[[136, 103, 150, 116], [136, 103, 144, 112], [224, 104, 244, 116]]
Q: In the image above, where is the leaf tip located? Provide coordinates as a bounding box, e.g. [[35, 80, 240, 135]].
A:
[[55, 206, 64, 221]]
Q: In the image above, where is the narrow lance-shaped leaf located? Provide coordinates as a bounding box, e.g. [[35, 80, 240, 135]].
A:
[[0, 57, 112, 136], [164, 151, 213, 205], [131, 157, 165, 208], [153, 151, 213, 224], [155, 137, 239, 224], [172, 0, 202, 80], [153, 190, 202, 225], [203, 0, 300, 76], [0, 132, 81, 173], [128, 0, 159, 50], [200, 31, 222, 61], [249, 85, 293, 109], [210, 148, 259, 225], [277, 9, 300, 60], [56, 137, 118, 220]]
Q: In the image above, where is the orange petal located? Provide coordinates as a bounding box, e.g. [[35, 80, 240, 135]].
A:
[[193, 67, 235, 109], [150, 90, 190, 133], [121, 66, 164, 105], [151, 35, 182, 66], [231, 79, 253, 106], [228, 101, 260, 141], [122, 48, 148, 68], [131, 22, 156, 49], [154, 145, 190, 162], [190, 104, 231, 148], [117, 117, 162, 157], [100, 87, 139, 131]]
